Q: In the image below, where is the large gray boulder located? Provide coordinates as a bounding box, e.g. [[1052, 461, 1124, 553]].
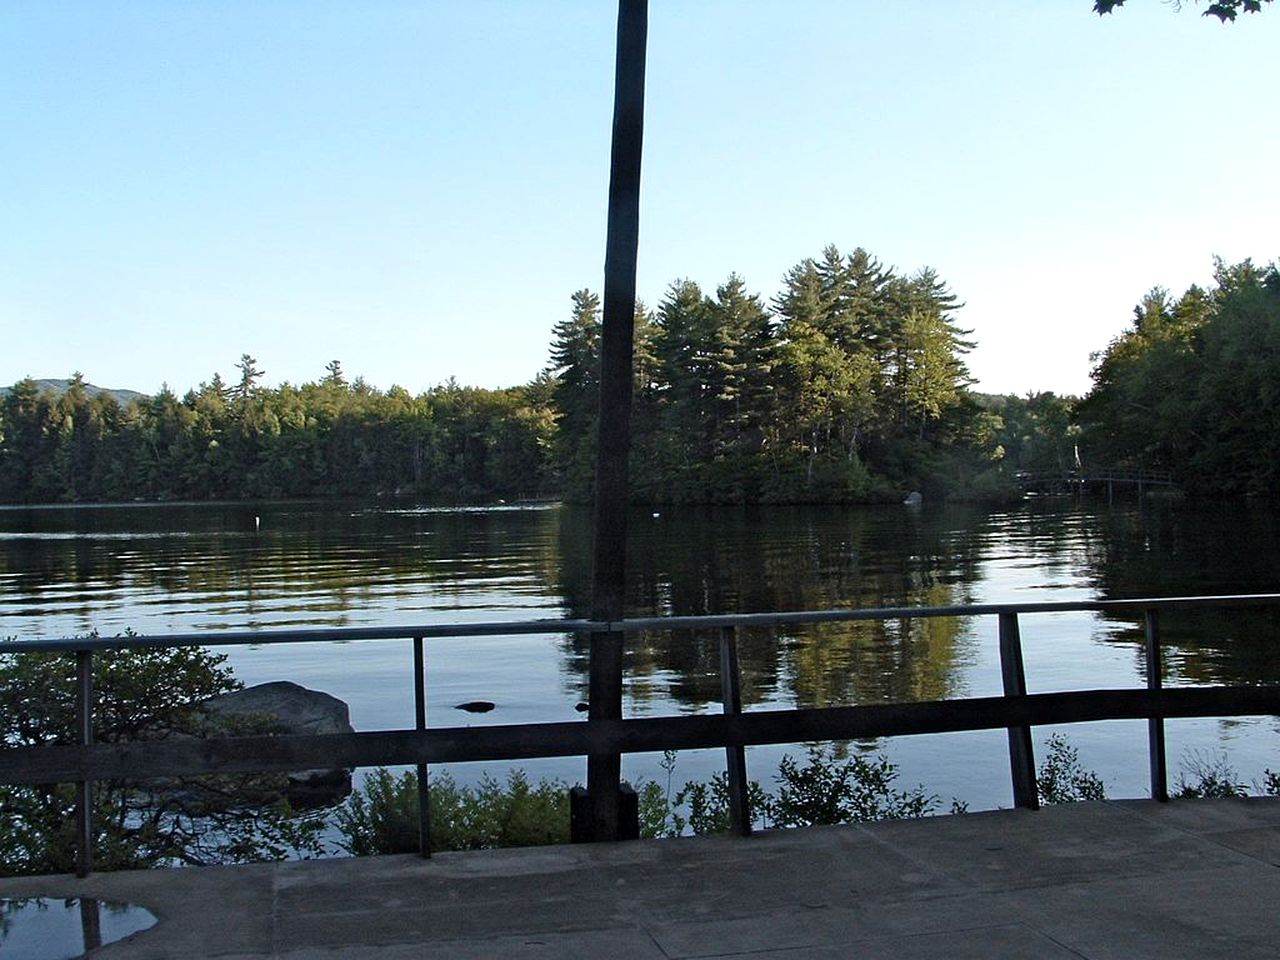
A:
[[201, 681, 354, 808], [203, 680, 352, 735]]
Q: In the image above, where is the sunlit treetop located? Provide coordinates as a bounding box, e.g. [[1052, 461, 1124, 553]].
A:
[[1094, 0, 1272, 21]]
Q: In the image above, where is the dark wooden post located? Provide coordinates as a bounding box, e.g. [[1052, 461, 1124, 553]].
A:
[[75, 649, 94, 877], [583, 0, 648, 843], [998, 612, 1039, 810], [1145, 610, 1168, 802], [413, 635, 432, 856], [719, 627, 751, 837]]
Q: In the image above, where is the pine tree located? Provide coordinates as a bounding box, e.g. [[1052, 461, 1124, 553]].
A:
[[547, 289, 602, 495]]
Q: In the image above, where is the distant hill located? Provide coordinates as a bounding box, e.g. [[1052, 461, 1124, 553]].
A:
[[0, 378, 149, 407]]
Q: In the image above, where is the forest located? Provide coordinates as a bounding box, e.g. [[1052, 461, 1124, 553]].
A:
[[1, 248, 1274, 504], [1077, 256, 1280, 496]]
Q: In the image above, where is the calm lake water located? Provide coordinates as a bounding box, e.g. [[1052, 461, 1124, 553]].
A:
[[2, 498, 1278, 811]]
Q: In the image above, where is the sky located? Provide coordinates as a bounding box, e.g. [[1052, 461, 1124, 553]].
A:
[[2, 1, 1277, 400]]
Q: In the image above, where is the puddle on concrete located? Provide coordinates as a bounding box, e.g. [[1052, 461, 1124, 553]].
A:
[[0, 898, 157, 959]]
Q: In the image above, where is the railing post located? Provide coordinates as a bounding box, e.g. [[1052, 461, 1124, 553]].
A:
[[413, 636, 431, 858], [719, 627, 751, 837], [75, 649, 94, 877], [583, 0, 648, 845], [1145, 610, 1168, 802], [998, 612, 1039, 810]]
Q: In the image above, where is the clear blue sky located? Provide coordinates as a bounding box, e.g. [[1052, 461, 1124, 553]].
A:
[[2, 2, 1277, 399]]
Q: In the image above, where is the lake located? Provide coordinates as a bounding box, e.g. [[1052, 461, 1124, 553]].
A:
[[2, 497, 1278, 812]]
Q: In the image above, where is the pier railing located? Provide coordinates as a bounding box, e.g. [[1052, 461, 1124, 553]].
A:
[[3, 594, 1279, 875]]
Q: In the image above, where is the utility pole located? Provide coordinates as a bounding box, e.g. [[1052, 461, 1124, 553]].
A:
[[577, 0, 648, 842]]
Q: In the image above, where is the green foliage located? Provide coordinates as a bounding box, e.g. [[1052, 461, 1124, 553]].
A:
[[1174, 751, 1250, 799], [649, 745, 937, 837], [663, 773, 773, 837], [980, 392, 1079, 477], [0, 641, 324, 875], [2, 241, 1003, 506], [334, 768, 422, 855], [1095, 0, 1272, 22], [770, 745, 937, 826], [1078, 259, 1280, 496], [1036, 734, 1107, 803], [340, 746, 939, 855], [552, 245, 984, 504], [1263, 770, 1280, 796], [335, 768, 571, 855], [0, 367, 557, 504]]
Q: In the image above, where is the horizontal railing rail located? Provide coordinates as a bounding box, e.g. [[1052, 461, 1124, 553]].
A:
[[4, 593, 1275, 654], [3, 593, 1279, 876]]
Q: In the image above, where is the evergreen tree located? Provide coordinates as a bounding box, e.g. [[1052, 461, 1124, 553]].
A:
[[546, 290, 602, 496]]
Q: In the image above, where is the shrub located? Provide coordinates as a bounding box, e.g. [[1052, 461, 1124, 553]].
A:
[[648, 745, 937, 837], [667, 772, 774, 836], [335, 768, 570, 855], [1174, 751, 1249, 799], [1036, 734, 1106, 804], [770, 745, 937, 826]]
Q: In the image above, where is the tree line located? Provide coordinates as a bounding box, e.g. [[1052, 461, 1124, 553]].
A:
[[1, 245, 1015, 505], [1077, 257, 1280, 496], [7, 247, 1270, 506], [0, 360, 556, 502]]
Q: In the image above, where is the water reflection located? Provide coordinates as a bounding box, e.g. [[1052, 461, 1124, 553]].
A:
[[3, 498, 1278, 808], [2, 499, 1278, 708], [554, 506, 988, 709], [1080, 502, 1280, 686], [0, 898, 156, 959]]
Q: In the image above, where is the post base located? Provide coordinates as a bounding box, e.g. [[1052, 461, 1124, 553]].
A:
[[570, 783, 640, 842]]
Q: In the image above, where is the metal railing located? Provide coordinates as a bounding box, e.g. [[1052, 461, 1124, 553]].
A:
[[3, 594, 1279, 876]]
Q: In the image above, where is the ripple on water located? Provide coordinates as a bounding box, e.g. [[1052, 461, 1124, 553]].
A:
[[0, 898, 156, 959]]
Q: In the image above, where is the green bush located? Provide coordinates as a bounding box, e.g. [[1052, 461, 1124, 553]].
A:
[[645, 745, 936, 838], [666, 772, 774, 836], [1174, 752, 1249, 799], [335, 768, 570, 855], [770, 745, 937, 826], [336, 740, 1279, 858], [340, 745, 939, 854], [1036, 734, 1107, 804]]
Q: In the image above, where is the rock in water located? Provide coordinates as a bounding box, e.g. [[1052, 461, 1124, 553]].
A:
[[204, 680, 352, 734], [202, 681, 354, 808]]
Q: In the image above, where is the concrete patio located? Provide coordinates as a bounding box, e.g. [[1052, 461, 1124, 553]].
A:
[[3, 798, 1278, 959]]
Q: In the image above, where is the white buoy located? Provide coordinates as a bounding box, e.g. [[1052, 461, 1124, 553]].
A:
[[254, 515, 260, 531]]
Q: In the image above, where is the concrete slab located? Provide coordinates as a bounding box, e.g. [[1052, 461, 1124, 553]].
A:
[[1115, 796, 1280, 867], [706, 924, 1085, 960], [2, 799, 1276, 960], [1001, 862, 1280, 960], [860, 800, 1262, 890], [0, 863, 277, 958]]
